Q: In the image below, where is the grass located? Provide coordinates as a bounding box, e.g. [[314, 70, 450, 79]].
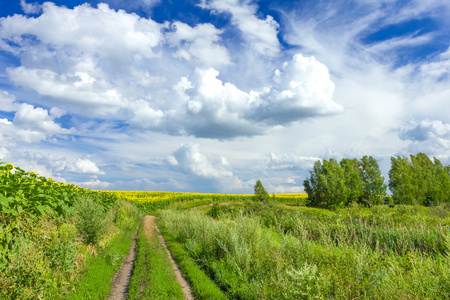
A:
[[66, 221, 138, 300], [159, 202, 450, 299], [127, 218, 184, 300], [158, 222, 229, 300]]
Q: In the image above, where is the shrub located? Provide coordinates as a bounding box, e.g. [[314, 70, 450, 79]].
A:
[[74, 195, 107, 245], [254, 179, 269, 202]]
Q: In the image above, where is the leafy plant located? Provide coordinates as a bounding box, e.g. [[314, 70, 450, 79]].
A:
[[254, 179, 269, 202], [74, 195, 107, 245]]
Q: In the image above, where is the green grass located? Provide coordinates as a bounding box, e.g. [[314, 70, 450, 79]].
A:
[[159, 202, 450, 299], [127, 219, 184, 300], [66, 221, 138, 300], [158, 223, 229, 300]]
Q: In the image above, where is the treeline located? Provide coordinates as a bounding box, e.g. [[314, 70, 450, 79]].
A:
[[304, 153, 450, 208]]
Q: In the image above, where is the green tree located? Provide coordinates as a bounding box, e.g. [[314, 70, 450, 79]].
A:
[[435, 158, 450, 204], [340, 158, 363, 206], [304, 159, 349, 209], [389, 156, 417, 205], [254, 179, 269, 202], [359, 156, 387, 207], [389, 153, 450, 205], [411, 153, 439, 205]]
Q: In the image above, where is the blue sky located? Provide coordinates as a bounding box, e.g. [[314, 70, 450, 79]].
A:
[[0, 0, 449, 193]]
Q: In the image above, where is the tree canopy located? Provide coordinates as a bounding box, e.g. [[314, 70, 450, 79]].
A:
[[304, 156, 386, 208]]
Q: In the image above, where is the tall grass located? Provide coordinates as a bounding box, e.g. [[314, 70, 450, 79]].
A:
[[160, 203, 450, 299]]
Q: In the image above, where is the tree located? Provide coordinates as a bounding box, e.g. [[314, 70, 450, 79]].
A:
[[304, 159, 349, 209], [254, 179, 269, 202], [359, 156, 386, 207], [434, 158, 450, 204], [389, 156, 417, 205], [389, 153, 450, 205], [340, 158, 363, 206]]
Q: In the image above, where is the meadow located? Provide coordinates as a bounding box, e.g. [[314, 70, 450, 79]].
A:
[[2, 160, 450, 299], [113, 191, 450, 299]]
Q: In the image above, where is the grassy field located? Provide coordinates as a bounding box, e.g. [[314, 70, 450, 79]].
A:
[[3, 163, 450, 299], [158, 201, 450, 299]]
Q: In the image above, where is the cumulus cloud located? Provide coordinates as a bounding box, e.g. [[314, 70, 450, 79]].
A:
[[167, 143, 233, 178], [399, 120, 450, 158], [67, 158, 106, 175], [21, 152, 105, 177], [13, 103, 73, 134], [170, 54, 342, 138], [0, 3, 163, 59], [166, 21, 231, 67], [7, 68, 127, 115], [199, 0, 281, 57], [0, 91, 19, 112], [0, 2, 343, 140], [75, 179, 112, 189], [0, 91, 74, 144], [269, 152, 320, 170], [255, 53, 342, 124], [20, 0, 42, 14]]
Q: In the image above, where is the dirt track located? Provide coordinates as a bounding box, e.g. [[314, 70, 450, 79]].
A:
[[108, 216, 193, 300], [108, 225, 139, 300]]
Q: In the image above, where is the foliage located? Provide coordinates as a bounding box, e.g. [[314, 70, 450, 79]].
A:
[[0, 161, 139, 299], [304, 158, 350, 208], [305, 156, 386, 209], [104, 190, 308, 212], [0, 161, 117, 221], [359, 155, 387, 207], [254, 179, 269, 202], [160, 202, 450, 299], [74, 195, 107, 245], [389, 153, 450, 205]]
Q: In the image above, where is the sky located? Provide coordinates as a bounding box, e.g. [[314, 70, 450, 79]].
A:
[[0, 0, 449, 193]]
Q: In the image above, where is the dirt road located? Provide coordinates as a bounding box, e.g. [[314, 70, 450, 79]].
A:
[[109, 216, 193, 300]]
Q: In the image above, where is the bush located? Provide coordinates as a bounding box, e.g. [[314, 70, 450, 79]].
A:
[[254, 179, 269, 202], [74, 196, 107, 245]]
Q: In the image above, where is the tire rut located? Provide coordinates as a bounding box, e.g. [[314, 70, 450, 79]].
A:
[[108, 224, 139, 300], [153, 216, 194, 300]]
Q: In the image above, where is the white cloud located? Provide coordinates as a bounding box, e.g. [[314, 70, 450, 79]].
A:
[[67, 158, 105, 175], [167, 143, 233, 178], [127, 100, 165, 130], [0, 91, 74, 144], [0, 91, 19, 112], [13, 103, 73, 134], [399, 120, 450, 158], [75, 179, 112, 189], [255, 53, 342, 124], [0, 3, 163, 59], [171, 55, 342, 138], [7, 67, 127, 115], [199, 0, 281, 57], [269, 152, 320, 170], [0, 147, 9, 160], [167, 21, 231, 67], [20, 0, 42, 15]]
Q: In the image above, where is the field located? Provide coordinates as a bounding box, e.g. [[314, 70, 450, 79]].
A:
[[2, 162, 450, 299], [107, 191, 450, 299]]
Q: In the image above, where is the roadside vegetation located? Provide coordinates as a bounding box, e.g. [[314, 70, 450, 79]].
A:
[[0, 161, 139, 299], [160, 199, 450, 299]]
